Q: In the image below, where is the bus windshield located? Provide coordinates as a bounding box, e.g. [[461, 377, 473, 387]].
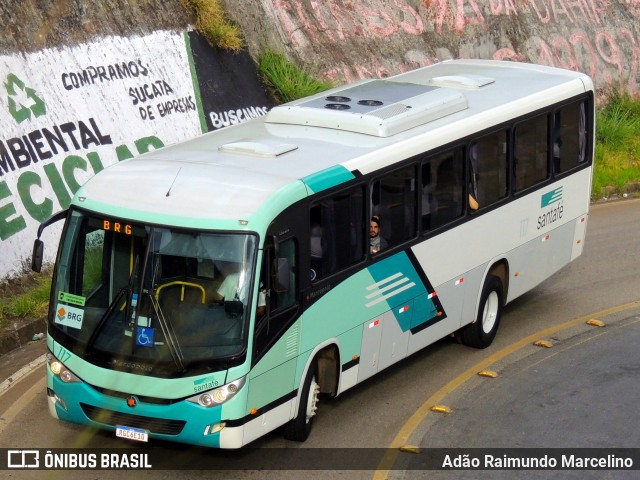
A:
[[51, 209, 257, 377]]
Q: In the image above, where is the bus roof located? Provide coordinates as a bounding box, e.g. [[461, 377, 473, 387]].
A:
[[75, 59, 591, 230]]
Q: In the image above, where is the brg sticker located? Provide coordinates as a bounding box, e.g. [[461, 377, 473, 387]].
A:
[[55, 304, 85, 329]]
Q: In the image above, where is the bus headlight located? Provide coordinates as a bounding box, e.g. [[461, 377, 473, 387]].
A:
[[47, 352, 81, 383], [187, 377, 245, 408]]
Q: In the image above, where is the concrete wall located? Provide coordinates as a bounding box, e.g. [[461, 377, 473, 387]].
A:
[[228, 0, 640, 94]]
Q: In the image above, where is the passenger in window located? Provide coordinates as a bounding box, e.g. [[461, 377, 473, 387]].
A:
[[469, 143, 480, 211], [469, 193, 479, 211], [370, 216, 388, 254]]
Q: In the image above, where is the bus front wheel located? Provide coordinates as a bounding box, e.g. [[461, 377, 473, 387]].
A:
[[284, 363, 320, 442], [460, 274, 503, 349]]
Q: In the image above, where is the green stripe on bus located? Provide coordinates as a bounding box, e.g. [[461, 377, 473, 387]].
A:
[[302, 165, 355, 193]]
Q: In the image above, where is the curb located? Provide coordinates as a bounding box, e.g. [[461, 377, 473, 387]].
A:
[[0, 318, 46, 357]]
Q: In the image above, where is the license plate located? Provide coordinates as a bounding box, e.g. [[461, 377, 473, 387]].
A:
[[115, 425, 149, 442]]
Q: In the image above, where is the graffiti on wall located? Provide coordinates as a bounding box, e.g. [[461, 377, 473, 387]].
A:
[[0, 30, 272, 277], [267, 0, 640, 94], [0, 32, 201, 276], [187, 32, 274, 132]]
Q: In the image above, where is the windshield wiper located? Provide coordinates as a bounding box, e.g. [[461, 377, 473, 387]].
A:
[[87, 256, 139, 350], [143, 253, 185, 372], [147, 290, 185, 372]]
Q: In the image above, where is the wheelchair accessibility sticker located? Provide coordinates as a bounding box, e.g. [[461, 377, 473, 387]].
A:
[[136, 327, 155, 347]]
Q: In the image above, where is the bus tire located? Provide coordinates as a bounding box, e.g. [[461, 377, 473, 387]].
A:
[[460, 274, 503, 349], [283, 363, 320, 442]]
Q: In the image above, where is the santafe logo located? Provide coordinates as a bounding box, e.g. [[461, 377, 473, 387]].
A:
[[540, 186, 563, 208], [538, 187, 564, 230]]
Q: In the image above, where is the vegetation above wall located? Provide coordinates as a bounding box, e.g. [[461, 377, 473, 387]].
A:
[[180, 0, 243, 52], [257, 50, 333, 103]]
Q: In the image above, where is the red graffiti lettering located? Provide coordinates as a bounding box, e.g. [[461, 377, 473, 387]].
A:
[[596, 30, 623, 86], [535, 37, 557, 66], [617, 28, 639, 95], [505, 0, 518, 15], [356, 4, 397, 37], [272, 0, 304, 47], [565, 0, 598, 24], [551, 37, 579, 71], [550, 0, 575, 23], [569, 32, 599, 79], [393, 0, 424, 35], [529, 0, 551, 24], [456, 0, 486, 31]]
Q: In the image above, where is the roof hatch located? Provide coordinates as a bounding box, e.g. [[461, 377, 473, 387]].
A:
[[265, 80, 468, 137]]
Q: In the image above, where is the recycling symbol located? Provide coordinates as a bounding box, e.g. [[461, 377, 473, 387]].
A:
[[5, 73, 46, 124]]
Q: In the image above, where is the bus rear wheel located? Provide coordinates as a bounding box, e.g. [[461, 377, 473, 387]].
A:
[[284, 363, 320, 442], [460, 274, 503, 349]]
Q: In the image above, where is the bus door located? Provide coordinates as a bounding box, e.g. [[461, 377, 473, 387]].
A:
[[246, 210, 301, 435]]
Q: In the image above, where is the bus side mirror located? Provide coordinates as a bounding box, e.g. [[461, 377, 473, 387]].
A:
[[273, 257, 290, 293], [31, 209, 68, 273], [32, 239, 44, 273]]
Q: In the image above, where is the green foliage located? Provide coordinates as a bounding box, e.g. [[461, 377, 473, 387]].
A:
[[0, 273, 51, 328], [593, 91, 640, 198], [258, 51, 333, 103], [181, 0, 244, 52]]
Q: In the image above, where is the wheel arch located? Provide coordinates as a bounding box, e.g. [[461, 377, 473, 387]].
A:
[[460, 258, 508, 349], [477, 258, 509, 317], [296, 341, 341, 405]]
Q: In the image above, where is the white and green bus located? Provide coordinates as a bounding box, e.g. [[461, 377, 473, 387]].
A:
[[33, 59, 594, 448]]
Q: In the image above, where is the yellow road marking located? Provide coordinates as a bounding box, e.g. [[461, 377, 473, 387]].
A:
[[373, 299, 640, 479]]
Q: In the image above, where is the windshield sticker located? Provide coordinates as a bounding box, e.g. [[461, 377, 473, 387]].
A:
[[55, 304, 84, 329], [135, 327, 155, 347], [57, 291, 86, 306]]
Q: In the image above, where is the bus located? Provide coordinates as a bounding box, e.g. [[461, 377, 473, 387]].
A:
[[33, 59, 594, 448]]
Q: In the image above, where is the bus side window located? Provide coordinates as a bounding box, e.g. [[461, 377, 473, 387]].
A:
[[273, 238, 297, 311], [309, 205, 323, 280], [310, 186, 365, 281], [553, 101, 588, 174], [470, 130, 509, 210], [514, 114, 549, 192], [371, 165, 417, 249], [422, 148, 465, 231]]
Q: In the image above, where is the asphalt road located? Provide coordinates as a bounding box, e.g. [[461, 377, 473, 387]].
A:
[[387, 311, 640, 479], [0, 198, 639, 479]]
